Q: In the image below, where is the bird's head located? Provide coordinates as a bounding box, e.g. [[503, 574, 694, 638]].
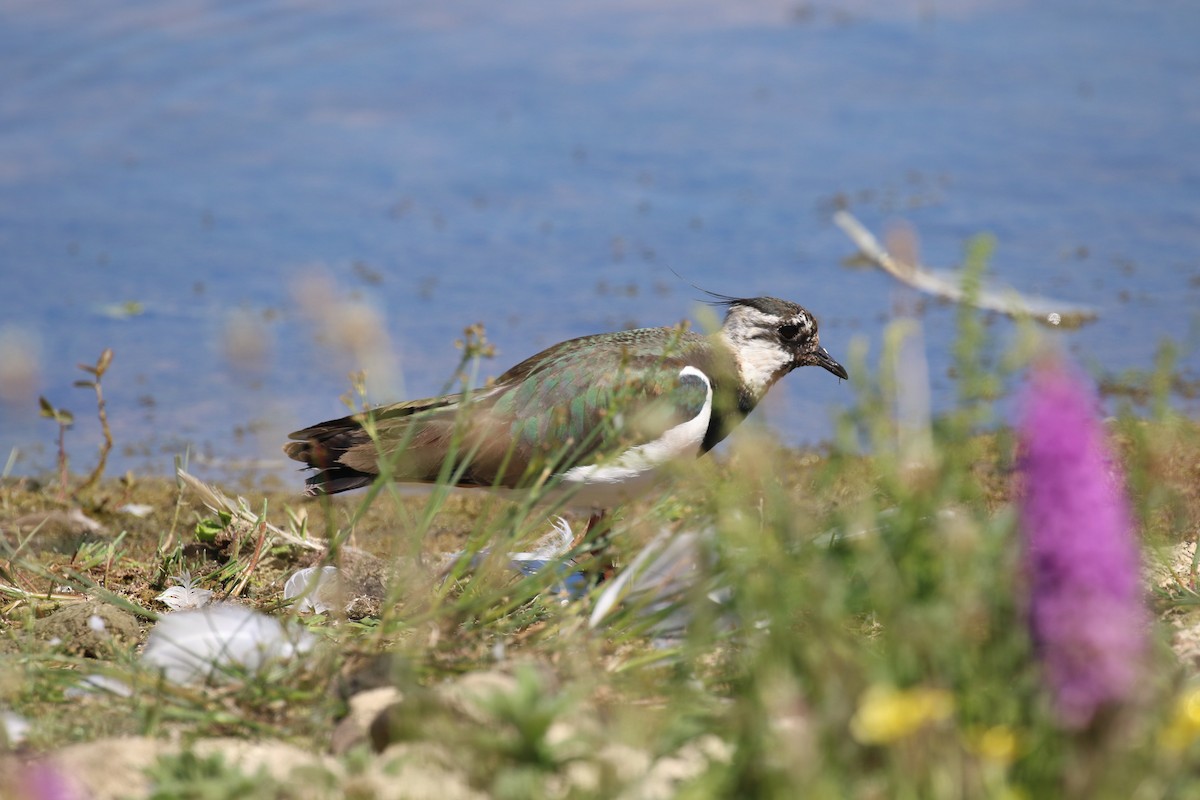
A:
[[716, 295, 847, 398]]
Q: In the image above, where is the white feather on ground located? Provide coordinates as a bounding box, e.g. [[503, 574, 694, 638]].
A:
[[118, 503, 154, 518], [155, 571, 214, 611], [438, 516, 586, 597], [64, 673, 134, 699], [142, 603, 314, 685], [589, 529, 729, 642], [283, 566, 342, 613], [2, 710, 29, 746], [507, 516, 575, 569]]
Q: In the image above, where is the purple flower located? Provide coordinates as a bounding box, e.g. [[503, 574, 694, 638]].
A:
[[19, 763, 81, 800], [1018, 356, 1146, 729]]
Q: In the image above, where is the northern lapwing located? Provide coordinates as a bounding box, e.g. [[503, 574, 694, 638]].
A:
[[284, 295, 846, 541]]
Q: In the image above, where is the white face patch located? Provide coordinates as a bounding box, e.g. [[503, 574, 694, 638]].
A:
[[718, 306, 795, 397], [727, 336, 792, 396]]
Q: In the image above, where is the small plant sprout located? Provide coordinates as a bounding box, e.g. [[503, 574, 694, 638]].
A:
[[37, 395, 74, 501], [73, 347, 114, 493], [35, 347, 115, 500], [454, 321, 497, 365]]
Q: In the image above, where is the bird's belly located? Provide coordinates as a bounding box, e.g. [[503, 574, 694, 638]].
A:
[[553, 459, 673, 509], [476, 458, 675, 510]]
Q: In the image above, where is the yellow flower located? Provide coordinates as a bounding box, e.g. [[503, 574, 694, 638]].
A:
[[850, 685, 954, 745], [966, 725, 1019, 765], [1160, 687, 1200, 752]]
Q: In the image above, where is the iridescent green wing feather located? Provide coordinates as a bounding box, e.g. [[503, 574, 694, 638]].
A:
[[488, 326, 712, 474]]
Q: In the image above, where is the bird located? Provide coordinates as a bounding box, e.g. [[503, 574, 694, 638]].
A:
[[283, 295, 847, 533]]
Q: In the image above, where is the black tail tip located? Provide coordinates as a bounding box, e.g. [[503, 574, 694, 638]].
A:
[[302, 469, 375, 497]]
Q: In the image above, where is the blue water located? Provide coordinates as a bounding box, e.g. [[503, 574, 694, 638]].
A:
[[1, 0, 1198, 480]]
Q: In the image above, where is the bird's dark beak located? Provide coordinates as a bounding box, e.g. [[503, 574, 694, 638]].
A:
[[814, 347, 848, 380]]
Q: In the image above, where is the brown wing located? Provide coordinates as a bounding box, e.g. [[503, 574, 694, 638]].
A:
[[284, 324, 717, 495]]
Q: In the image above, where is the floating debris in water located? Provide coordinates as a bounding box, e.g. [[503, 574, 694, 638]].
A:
[[834, 210, 1097, 328], [95, 300, 145, 320]]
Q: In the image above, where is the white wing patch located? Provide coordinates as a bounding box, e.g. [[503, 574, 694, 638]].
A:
[[557, 366, 713, 508]]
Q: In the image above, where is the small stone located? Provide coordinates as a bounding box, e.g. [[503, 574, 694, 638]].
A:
[[49, 736, 166, 800], [434, 670, 520, 724], [31, 600, 141, 659], [1, 509, 105, 554], [191, 737, 341, 784], [331, 687, 404, 754], [48, 736, 341, 800], [366, 742, 485, 800]]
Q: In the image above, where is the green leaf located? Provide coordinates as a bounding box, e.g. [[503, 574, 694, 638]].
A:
[[195, 518, 224, 543], [194, 510, 233, 543], [95, 347, 114, 376]]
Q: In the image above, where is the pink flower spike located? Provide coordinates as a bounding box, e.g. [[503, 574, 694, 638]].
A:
[[20, 763, 81, 800], [1018, 356, 1147, 729]]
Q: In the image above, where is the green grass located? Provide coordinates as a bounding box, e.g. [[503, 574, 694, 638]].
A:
[[3, 268, 1200, 798]]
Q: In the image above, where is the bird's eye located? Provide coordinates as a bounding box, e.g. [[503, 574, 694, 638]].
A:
[[778, 324, 801, 341]]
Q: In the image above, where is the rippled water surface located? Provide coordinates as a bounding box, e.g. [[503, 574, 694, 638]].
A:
[[2, 0, 1198, 480]]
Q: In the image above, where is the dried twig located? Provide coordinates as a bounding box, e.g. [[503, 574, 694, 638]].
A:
[[75, 348, 114, 493], [834, 210, 1097, 328], [0, 583, 85, 603], [176, 468, 325, 552], [230, 516, 270, 597]]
